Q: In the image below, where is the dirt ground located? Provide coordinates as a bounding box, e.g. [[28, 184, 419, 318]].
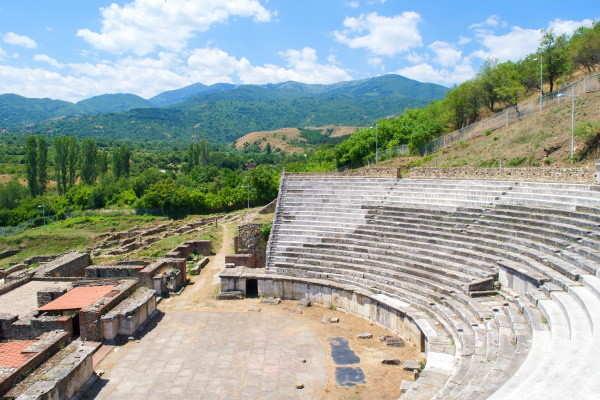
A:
[[157, 217, 422, 400], [234, 126, 360, 153]]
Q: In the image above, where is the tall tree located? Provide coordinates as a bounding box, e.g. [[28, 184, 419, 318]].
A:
[[539, 30, 572, 93], [112, 145, 131, 178], [200, 139, 209, 166], [569, 23, 600, 73], [67, 137, 79, 188], [37, 136, 48, 195], [80, 139, 98, 185], [25, 136, 38, 197], [53, 136, 70, 195], [97, 150, 109, 175]]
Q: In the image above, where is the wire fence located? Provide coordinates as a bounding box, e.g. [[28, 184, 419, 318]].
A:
[[334, 72, 600, 170], [422, 72, 600, 155]]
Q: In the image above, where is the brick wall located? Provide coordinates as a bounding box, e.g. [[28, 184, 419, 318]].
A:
[[224, 254, 255, 268], [408, 166, 597, 184], [78, 280, 137, 341]]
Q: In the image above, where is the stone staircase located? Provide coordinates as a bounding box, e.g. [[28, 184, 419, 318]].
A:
[[266, 175, 600, 399]]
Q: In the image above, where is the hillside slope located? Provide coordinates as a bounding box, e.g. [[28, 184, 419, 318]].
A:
[[22, 74, 448, 143], [379, 91, 600, 169]]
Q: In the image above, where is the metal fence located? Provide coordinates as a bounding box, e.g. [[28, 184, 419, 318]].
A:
[[424, 73, 600, 154]]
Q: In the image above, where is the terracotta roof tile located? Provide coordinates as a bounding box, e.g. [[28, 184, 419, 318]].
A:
[[38, 285, 116, 312], [0, 341, 37, 368]]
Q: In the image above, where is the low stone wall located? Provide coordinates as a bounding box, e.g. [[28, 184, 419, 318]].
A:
[[85, 264, 146, 279], [34, 252, 91, 278], [14, 341, 95, 400], [408, 166, 597, 184], [0, 274, 31, 296], [0, 249, 19, 261], [224, 254, 255, 268], [100, 288, 156, 341], [0, 313, 74, 341], [220, 271, 425, 352], [287, 167, 401, 179], [139, 258, 186, 296]]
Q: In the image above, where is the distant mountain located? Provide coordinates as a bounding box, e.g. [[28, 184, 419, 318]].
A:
[[7, 74, 448, 144], [0, 94, 82, 127], [149, 82, 237, 107], [76, 93, 155, 114]]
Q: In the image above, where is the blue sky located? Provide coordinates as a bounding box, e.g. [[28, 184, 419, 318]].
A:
[[0, 0, 597, 101]]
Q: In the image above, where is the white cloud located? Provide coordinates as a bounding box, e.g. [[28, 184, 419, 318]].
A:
[[458, 36, 472, 45], [469, 15, 506, 30], [429, 41, 462, 67], [406, 51, 425, 64], [345, 1, 360, 8], [0, 47, 6, 60], [470, 18, 594, 63], [334, 12, 422, 56], [548, 18, 594, 36], [238, 47, 352, 84], [395, 62, 475, 86], [77, 0, 274, 55], [33, 54, 64, 69], [3, 32, 37, 48], [368, 57, 382, 67], [0, 47, 351, 101]]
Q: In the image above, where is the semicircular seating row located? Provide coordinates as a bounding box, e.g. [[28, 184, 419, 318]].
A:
[[266, 175, 600, 400]]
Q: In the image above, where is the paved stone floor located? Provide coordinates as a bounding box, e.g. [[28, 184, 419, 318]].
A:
[[84, 311, 328, 400], [0, 281, 71, 317]]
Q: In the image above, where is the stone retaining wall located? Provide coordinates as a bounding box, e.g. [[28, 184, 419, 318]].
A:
[[220, 272, 425, 352], [408, 166, 597, 184], [100, 288, 156, 341], [33, 252, 91, 278], [14, 341, 95, 400], [287, 167, 401, 179]]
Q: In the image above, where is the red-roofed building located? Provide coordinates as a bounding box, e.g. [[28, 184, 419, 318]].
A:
[[38, 285, 117, 312]]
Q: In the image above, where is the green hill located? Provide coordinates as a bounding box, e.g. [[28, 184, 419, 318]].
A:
[[76, 93, 155, 114], [0, 94, 82, 127], [23, 74, 448, 143]]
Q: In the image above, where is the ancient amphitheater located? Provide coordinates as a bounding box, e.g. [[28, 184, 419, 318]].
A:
[[221, 170, 600, 399]]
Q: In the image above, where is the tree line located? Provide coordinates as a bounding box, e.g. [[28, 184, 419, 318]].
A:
[[315, 23, 600, 168]]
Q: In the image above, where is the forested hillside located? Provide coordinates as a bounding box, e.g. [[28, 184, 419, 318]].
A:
[[1, 75, 447, 143]]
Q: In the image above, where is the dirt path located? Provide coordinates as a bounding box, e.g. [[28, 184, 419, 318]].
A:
[[159, 220, 238, 311]]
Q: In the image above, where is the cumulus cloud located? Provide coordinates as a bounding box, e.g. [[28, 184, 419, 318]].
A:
[[3, 32, 37, 48], [429, 41, 462, 67], [77, 0, 273, 55], [33, 54, 64, 68], [345, 1, 360, 8], [0, 47, 351, 101], [239, 47, 352, 84], [548, 18, 594, 36], [334, 12, 422, 56], [395, 62, 475, 87], [469, 18, 594, 62]]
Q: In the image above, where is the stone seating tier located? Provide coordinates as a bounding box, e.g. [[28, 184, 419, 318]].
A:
[[267, 176, 600, 399]]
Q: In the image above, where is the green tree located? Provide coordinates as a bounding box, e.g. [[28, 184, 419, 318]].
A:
[[36, 136, 48, 195], [67, 137, 79, 188], [200, 139, 209, 166], [25, 136, 38, 197], [97, 150, 109, 175], [80, 139, 98, 184], [569, 22, 600, 73], [112, 145, 131, 178], [539, 30, 572, 93], [53, 136, 70, 195]]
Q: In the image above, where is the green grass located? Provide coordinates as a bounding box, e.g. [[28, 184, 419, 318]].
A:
[[0, 214, 162, 268]]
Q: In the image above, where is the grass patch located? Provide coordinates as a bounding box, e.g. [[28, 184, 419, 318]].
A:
[[0, 214, 162, 268]]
